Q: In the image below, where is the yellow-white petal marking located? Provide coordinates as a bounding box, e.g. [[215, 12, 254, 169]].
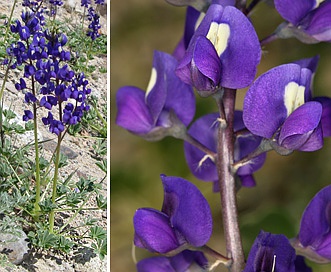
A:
[[206, 22, 230, 56], [284, 81, 305, 116], [145, 67, 157, 99]]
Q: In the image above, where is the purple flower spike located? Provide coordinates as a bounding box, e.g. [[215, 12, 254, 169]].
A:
[[116, 51, 195, 141], [275, 0, 331, 43], [296, 184, 331, 263], [244, 231, 296, 272], [133, 175, 212, 254], [243, 63, 324, 153], [176, 4, 261, 95], [184, 112, 266, 189], [136, 250, 208, 272]]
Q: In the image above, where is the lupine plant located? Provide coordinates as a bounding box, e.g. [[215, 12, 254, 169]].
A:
[[116, 0, 331, 271], [0, 0, 107, 260]]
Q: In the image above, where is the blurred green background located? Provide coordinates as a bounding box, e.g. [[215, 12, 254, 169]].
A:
[[111, 1, 331, 271]]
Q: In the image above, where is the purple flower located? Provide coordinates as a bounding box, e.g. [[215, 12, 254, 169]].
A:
[[184, 112, 266, 189], [49, 0, 63, 6], [136, 250, 208, 272], [243, 62, 327, 153], [274, 0, 331, 43], [24, 92, 37, 103], [23, 110, 34, 121], [244, 231, 296, 272], [15, 78, 27, 91], [133, 175, 212, 254], [87, 7, 101, 41], [294, 184, 331, 263], [175, 4, 261, 95], [81, 0, 91, 7], [116, 51, 195, 141], [94, 0, 105, 4]]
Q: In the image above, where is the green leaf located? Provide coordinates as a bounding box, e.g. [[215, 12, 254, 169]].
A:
[[89, 226, 106, 240], [96, 195, 107, 210], [36, 230, 58, 249]]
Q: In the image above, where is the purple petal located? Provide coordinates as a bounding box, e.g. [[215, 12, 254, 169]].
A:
[[116, 86, 153, 134], [161, 175, 212, 247], [243, 64, 312, 138], [301, 1, 331, 42], [216, 6, 261, 88], [234, 111, 266, 177], [297, 124, 323, 151], [133, 208, 180, 253], [163, 59, 196, 127], [279, 102, 323, 151], [145, 51, 195, 127], [145, 51, 168, 123], [137, 250, 208, 272], [274, 0, 315, 25], [299, 184, 331, 259], [184, 113, 218, 182], [293, 55, 320, 73], [193, 36, 222, 88], [238, 175, 256, 187], [244, 231, 296, 272], [171, 250, 208, 271], [137, 257, 176, 272], [314, 96, 331, 137]]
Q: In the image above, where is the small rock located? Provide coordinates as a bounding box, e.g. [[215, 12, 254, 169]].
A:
[[0, 230, 29, 265], [43, 139, 78, 159]]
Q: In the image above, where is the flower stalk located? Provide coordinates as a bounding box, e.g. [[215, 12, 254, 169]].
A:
[[216, 88, 245, 272], [49, 131, 62, 233], [31, 76, 41, 219]]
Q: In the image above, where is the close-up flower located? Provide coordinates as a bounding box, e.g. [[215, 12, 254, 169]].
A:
[[175, 3, 261, 95], [133, 175, 212, 254], [116, 50, 195, 141], [274, 0, 331, 43], [243, 62, 331, 153], [293, 184, 331, 263], [244, 231, 312, 272]]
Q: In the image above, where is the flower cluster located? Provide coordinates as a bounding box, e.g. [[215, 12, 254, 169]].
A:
[[87, 7, 101, 41], [116, 0, 331, 271], [6, 7, 91, 135]]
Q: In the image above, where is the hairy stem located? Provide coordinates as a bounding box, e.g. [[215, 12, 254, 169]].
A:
[[49, 132, 62, 233], [216, 89, 245, 272], [31, 75, 41, 219], [49, 99, 63, 233]]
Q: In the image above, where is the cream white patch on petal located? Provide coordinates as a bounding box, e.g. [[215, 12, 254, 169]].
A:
[[195, 12, 205, 31], [145, 67, 157, 99], [284, 81, 305, 116], [206, 22, 230, 56], [315, 0, 325, 8]]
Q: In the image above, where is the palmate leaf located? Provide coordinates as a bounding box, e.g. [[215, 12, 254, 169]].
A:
[[89, 226, 106, 240], [91, 238, 107, 260], [35, 230, 58, 249]]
